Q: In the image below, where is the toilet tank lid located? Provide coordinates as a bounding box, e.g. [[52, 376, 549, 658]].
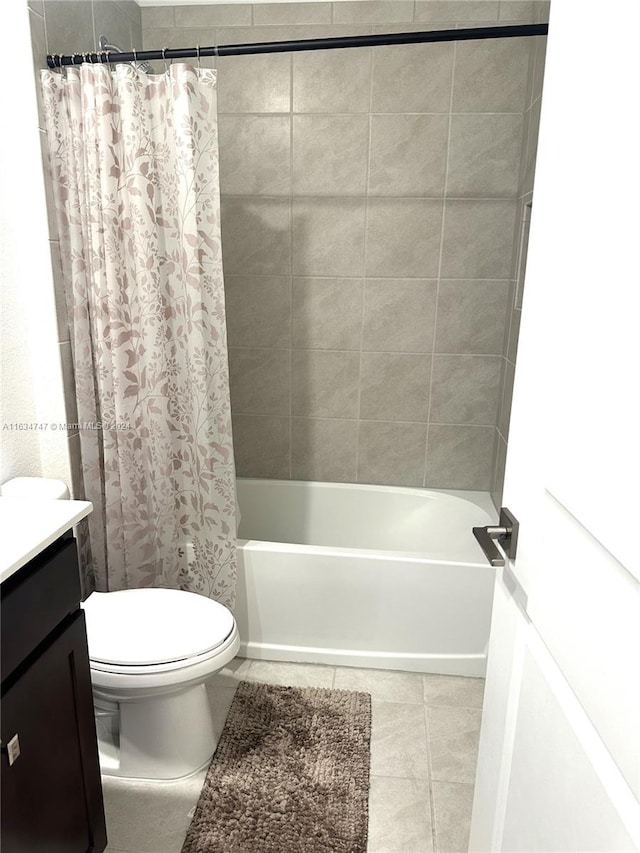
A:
[[1, 477, 70, 500], [82, 588, 235, 666]]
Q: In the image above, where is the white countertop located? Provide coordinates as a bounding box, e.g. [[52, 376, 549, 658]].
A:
[[0, 498, 93, 583]]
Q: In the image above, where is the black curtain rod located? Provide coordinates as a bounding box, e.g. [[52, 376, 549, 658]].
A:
[[46, 23, 548, 68]]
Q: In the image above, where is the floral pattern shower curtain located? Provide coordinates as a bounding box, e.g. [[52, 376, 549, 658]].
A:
[[41, 64, 238, 607]]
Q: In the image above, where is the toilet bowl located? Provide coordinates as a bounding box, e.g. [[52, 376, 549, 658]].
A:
[[82, 587, 240, 781]]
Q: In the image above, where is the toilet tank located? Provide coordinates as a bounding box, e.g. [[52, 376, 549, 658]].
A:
[[1, 477, 70, 500]]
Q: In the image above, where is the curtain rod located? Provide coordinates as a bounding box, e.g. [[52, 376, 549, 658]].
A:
[[46, 23, 548, 68]]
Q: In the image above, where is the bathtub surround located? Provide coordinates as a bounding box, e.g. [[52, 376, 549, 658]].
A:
[[42, 64, 238, 605], [142, 1, 549, 492], [491, 1, 548, 508], [182, 680, 371, 853]]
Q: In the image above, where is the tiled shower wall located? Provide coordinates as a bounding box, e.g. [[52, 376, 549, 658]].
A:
[[143, 0, 548, 491], [27, 0, 143, 500], [491, 1, 548, 507]]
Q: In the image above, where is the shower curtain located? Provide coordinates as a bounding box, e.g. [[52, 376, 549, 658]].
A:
[[41, 63, 238, 608]]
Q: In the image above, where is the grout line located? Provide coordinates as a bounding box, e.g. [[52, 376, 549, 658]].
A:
[[423, 38, 456, 488], [353, 44, 374, 485], [220, 192, 519, 202], [90, 0, 97, 52], [425, 702, 439, 853], [288, 50, 294, 480], [225, 273, 513, 283], [216, 110, 527, 118], [230, 345, 504, 358], [231, 411, 497, 428]]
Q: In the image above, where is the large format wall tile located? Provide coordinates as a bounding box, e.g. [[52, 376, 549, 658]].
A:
[[292, 115, 369, 196], [425, 424, 495, 490], [333, 1, 414, 24], [366, 199, 443, 278], [174, 4, 251, 28], [368, 114, 449, 197], [291, 418, 358, 482], [440, 200, 517, 279], [93, 1, 134, 53], [232, 414, 290, 478], [253, 3, 332, 26], [360, 353, 432, 422], [217, 53, 291, 112], [229, 347, 290, 415], [292, 350, 360, 419], [221, 197, 291, 275], [357, 421, 427, 487], [498, 1, 536, 21], [219, 116, 291, 196], [292, 278, 363, 351], [292, 199, 366, 277], [452, 37, 531, 112], [224, 275, 291, 348], [446, 114, 524, 198], [414, 1, 499, 21], [44, 0, 95, 54], [435, 281, 510, 355], [371, 42, 454, 113], [293, 48, 371, 113], [139, 3, 542, 491], [430, 355, 502, 426], [362, 279, 437, 354]]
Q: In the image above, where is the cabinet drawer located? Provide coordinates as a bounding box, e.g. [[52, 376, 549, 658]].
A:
[[1, 538, 81, 682]]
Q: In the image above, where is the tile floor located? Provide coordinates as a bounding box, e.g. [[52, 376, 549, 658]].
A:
[[102, 659, 484, 853]]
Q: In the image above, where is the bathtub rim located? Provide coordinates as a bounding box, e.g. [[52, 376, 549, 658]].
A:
[[236, 478, 498, 563], [237, 537, 491, 568]]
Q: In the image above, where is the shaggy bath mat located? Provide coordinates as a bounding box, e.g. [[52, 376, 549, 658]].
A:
[[181, 680, 371, 853]]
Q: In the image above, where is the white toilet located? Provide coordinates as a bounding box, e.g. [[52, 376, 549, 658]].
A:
[[1, 476, 240, 782], [83, 587, 240, 781]]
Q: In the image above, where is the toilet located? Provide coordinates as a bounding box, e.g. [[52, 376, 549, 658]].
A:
[[82, 588, 240, 781], [1, 476, 240, 782]]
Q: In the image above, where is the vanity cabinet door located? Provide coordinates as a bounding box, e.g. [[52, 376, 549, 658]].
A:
[[1, 610, 107, 853]]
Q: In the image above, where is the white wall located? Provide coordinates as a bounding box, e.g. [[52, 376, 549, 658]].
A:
[[0, 0, 70, 486]]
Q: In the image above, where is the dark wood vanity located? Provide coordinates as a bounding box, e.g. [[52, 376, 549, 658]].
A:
[[1, 524, 107, 853]]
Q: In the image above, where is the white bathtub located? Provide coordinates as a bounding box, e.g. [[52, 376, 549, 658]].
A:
[[234, 479, 498, 677]]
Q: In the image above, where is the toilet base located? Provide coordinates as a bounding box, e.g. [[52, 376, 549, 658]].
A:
[[97, 683, 217, 781]]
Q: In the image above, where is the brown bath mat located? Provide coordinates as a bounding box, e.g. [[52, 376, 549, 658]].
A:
[[181, 680, 371, 853]]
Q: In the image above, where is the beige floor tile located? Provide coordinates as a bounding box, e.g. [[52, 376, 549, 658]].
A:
[[246, 659, 336, 688], [208, 655, 254, 688], [335, 666, 424, 704], [102, 769, 206, 852], [423, 674, 485, 709], [371, 702, 430, 779], [426, 706, 482, 784], [367, 776, 434, 853], [431, 781, 475, 853]]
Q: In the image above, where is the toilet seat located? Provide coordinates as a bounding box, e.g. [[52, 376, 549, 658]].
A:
[[81, 587, 240, 780], [82, 588, 234, 668]]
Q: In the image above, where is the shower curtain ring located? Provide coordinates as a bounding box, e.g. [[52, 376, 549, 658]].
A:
[[196, 45, 201, 70], [162, 47, 169, 74], [132, 48, 138, 68]]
